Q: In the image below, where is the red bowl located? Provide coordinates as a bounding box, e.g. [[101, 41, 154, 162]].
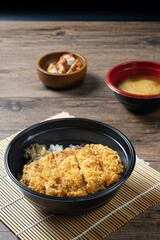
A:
[[105, 61, 160, 112]]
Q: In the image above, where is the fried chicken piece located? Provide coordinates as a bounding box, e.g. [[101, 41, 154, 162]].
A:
[[75, 59, 82, 71], [67, 59, 82, 73], [47, 62, 58, 74], [60, 54, 76, 67], [56, 58, 68, 74], [47, 54, 82, 74]]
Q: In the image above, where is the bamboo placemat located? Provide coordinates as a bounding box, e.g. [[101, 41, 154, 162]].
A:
[[1, 112, 160, 240]]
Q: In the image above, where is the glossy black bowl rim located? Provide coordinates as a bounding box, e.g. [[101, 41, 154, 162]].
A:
[[4, 118, 136, 203]]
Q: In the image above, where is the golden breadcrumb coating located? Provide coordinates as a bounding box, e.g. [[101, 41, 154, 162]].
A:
[[20, 144, 124, 197]]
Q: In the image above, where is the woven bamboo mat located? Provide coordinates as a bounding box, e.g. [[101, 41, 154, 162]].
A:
[[1, 112, 160, 240]]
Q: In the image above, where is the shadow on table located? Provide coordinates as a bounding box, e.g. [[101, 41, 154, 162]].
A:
[[46, 73, 101, 97], [126, 108, 160, 129]]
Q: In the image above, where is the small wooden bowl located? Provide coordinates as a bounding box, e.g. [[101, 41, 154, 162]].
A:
[[36, 51, 87, 89]]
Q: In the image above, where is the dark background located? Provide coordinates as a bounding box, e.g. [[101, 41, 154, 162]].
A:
[[0, 2, 160, 21]]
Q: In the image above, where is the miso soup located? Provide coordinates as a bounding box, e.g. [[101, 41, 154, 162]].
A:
[[116, 76, 160, 95]]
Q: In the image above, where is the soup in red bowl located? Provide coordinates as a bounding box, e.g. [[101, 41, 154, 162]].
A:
[[105, 61, 160, 112]]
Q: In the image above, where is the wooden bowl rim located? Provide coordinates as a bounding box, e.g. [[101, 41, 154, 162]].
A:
[[36, 50, 87, 76]]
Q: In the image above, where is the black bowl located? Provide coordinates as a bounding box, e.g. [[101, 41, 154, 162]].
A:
[[4, 118, 136, 215], [105, 61, 160, 112]]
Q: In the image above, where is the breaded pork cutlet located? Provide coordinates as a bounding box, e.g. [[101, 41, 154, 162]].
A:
[[73, 145, 106, 194], [20, 144, 124, 197], [86, 144, 124, 187], [53, 147, 87, 197]]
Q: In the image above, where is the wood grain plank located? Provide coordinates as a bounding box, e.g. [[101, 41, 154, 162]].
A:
[[0, 22, 160, 97]]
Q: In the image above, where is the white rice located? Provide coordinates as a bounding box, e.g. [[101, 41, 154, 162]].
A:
[[68, 144, 74, 150], [48, 144, 75, 152], [48, 144, 63, 152]]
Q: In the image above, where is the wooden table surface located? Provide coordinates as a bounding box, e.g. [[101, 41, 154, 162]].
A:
[[0, 21, 160, 240]]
